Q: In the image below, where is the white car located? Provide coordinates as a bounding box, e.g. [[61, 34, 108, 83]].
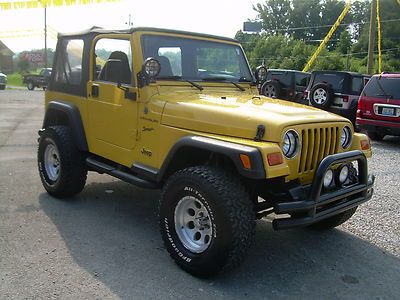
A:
[[0, 72, 7, 90]]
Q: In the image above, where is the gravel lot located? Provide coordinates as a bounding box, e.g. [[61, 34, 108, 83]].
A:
[[0, 90, 399, 299]]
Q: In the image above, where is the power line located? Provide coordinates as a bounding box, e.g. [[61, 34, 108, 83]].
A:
[[251, 47, 400, 62], [251, 18, 400, 32]]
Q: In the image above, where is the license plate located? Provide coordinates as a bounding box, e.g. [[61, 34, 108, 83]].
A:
[[381, 107, 395, 116]]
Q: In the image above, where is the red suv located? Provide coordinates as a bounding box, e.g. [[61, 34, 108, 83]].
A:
[[356, 73, 400, 140]]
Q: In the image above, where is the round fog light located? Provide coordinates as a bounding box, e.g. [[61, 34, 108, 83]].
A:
[[338, 165, 349, 184], [323, 169, 334, 188]]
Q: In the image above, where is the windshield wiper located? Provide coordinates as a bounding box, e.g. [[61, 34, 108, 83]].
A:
[[156, 75, 203, 91], [230, 81, 245, 91], [187, 80, 203, 91], [201, 76, 245, 91]]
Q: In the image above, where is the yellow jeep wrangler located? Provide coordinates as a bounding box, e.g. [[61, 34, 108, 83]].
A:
[[38, 27, 375, 276]]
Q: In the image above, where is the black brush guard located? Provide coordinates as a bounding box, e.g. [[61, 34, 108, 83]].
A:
[[272, 150, 375, 230]]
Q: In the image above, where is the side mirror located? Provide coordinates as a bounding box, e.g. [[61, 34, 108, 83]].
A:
[[137, 57, 161, 87], [255, 65, 267, 83]]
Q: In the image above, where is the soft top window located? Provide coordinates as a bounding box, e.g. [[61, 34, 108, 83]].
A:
[[295, 72, 310, 87], [313, 73, 345, 92], [266, 71, 291, 87], [54, 39, 84, 85]]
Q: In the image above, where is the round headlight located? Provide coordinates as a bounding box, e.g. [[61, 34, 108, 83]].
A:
[[255, 65, 267, 82], [143, 57, 161, 77], [338, 164, 349, 184], [323, 169, 334, 188], [340, 126, 352, 149], [282, 130, 299, 158]]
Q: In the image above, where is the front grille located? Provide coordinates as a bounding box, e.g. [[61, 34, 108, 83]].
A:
[[298, 126, 339, 173]]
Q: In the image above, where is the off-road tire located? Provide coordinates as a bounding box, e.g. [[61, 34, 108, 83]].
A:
[[159, 166, 255, 277], [0, 85, 5, 90], [309, 207, 357, 230], [367, 130, 384, 141], [261, 80, 282, 98], [310, 83, 334, 109], [38, 126, 87, 198], [27, 81, 35, 91]]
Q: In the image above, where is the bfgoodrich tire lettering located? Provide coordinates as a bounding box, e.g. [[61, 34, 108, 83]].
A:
[[38, 126, 87, 198], [159, 166, 255, 277]]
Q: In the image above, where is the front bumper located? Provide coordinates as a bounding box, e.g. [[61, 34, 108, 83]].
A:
[[273, 150, 375, 230]]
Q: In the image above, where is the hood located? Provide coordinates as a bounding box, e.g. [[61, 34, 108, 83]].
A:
[[0, 72, 6, 77], [160, 92, 348, 142]]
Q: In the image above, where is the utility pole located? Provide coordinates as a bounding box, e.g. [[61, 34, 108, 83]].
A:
[[367, 0, 377, 74], [44, 5, 47, 69]]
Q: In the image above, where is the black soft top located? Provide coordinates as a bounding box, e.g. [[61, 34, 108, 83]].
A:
[[268, 69, 310, 75], [58, 26, 239, 43], [311, 70, 370, 78]]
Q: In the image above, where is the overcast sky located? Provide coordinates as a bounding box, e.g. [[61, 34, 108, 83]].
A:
[[0, 0, 259, 53]]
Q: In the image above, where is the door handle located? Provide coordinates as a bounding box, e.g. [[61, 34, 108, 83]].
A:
[[91, 84, 99, 97]]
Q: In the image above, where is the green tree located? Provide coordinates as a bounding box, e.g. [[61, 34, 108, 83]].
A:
[[253, 0, 292, 35], [242, 0, 400, 72], [17, 59, 30, 73], [337, 30, 352, 54]]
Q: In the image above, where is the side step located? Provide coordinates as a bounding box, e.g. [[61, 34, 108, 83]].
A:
[[86, 156, 159, 189]]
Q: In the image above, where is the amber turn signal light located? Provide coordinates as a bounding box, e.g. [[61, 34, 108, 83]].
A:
[[267, 152, 283, 166], [240, 154, 251, 169], [360, 139, 370, 150]]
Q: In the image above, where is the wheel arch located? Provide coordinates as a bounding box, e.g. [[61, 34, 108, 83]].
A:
[[149, 136, 266, 183], [41, 101, 88, 151]]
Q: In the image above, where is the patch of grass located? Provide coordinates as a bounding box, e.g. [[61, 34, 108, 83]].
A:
[[6, 73, 24, 87]]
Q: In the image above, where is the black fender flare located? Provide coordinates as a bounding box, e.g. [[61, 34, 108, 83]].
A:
[[133, 136, 266, 182], [40, 101, 88, 151]]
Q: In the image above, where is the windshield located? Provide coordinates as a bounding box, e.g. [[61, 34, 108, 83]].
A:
[[363, 76, 400, 99], [142, 35, 253, 83]]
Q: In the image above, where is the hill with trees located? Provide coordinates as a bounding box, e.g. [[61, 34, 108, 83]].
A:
[[236, 0, 400, 73]]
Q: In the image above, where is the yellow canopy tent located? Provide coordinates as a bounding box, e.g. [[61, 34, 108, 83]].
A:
[[0, 0, 120, 67], [0, 0, 119, 10]]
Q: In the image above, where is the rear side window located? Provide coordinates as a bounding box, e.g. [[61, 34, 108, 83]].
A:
[[267, 71, 291, 87], [51, 38, 86, 96], [363, 76, 400, 99], [54, 39, 84, 85], [313, 73, 345, 92], [351, 77, 364, 94]]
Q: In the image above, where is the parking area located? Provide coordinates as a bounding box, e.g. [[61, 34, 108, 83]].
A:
[[0, 90, 399, 299]]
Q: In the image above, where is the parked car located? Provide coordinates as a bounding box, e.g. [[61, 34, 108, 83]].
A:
[[305, 71, 370, 125], [22, 68, 52, 90], [259, 69, 310, 103], [0, 71, 7, 90], [356, 73, 400, 140]]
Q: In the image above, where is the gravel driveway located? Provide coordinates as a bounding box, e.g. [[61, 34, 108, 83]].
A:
[[0, 90, 399, 299]]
